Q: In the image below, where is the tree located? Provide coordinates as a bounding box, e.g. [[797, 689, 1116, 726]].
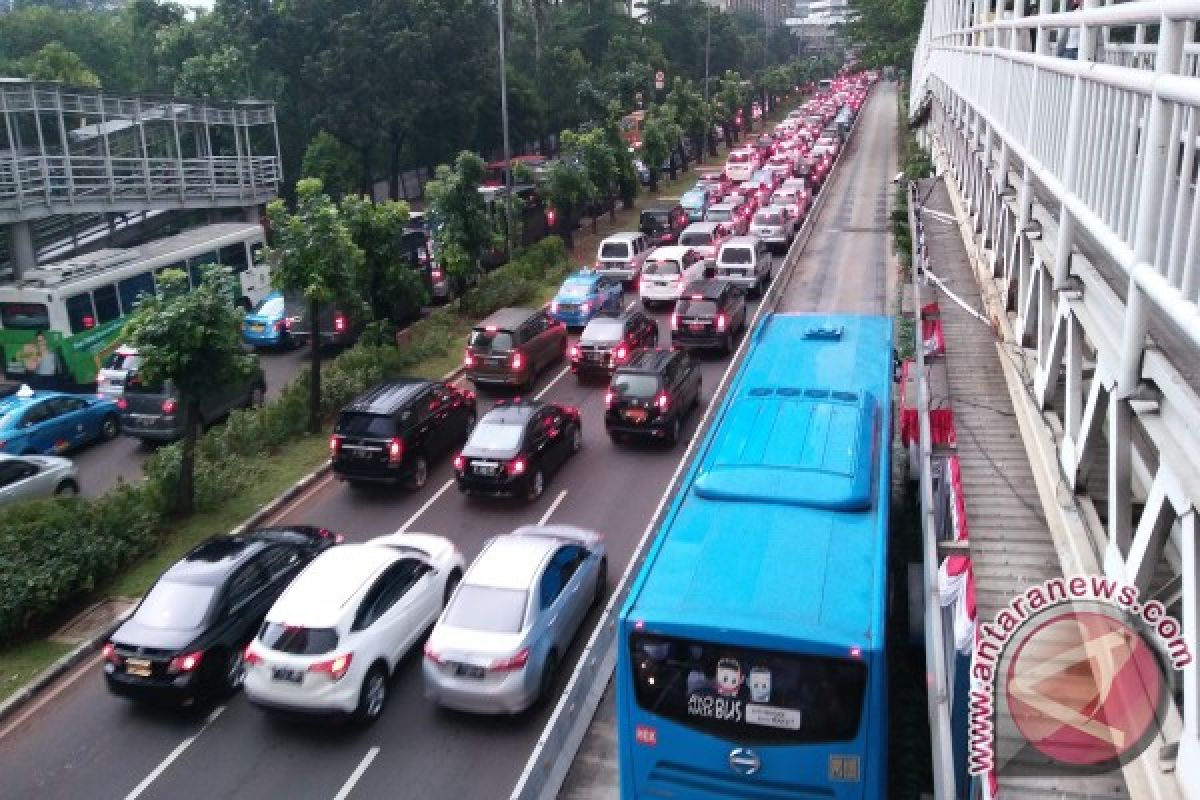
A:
[[123, 268, 255, 515], [541, 159, 591, 249], [302, 131, 360, 201], [339, 194, 429, 328], [424, 151, 493, 286], [665, 77, 711, 166], [267, 178, 364, 434], [639, 115, 670, 193], [602, 104, 639, 209], [845, 0, 924, 68], [22, 41, 100, 86], [173, 44, 247, 98], [562, 127, 618, 232]]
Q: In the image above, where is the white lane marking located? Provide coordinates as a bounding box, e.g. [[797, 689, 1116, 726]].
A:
[[332, 746, 380, 800], [624, 298, 637, 311], [533, 365, 570, 401], [395, 479, 456, 534], [537, 490, 568, 526], [124, 705, 225, 800]]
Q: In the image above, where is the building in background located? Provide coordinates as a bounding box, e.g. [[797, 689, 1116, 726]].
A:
[[785, 0, 849, 53]]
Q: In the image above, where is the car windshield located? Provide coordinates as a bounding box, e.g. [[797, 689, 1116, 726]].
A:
[[679, 232, 712, 247], [600, 242, 630, 259], [258, 622, 339, 655], [727, 152, 751, 163], [103, 351, 141, 372], [254, 294, 285, 317], [468, 421, 524, 451], [612, 373, 660, 398], [706, 209, 731, 221], [720, 247, 753, 265], [581, 318, 624, 342], [468, 329, 514, 351], [774, 192, 797, 203], [682, 193, 704, 207], [133, 581, 216, 630], [559, 279, 594, 298], [334, 412, 395, 438], [640, 211, 669, 227], [443, 585, 528, 633], [643, 259, 681, 276]]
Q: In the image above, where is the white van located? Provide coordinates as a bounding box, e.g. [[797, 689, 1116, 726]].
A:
[[723, 148, 760, 182], [715, 236, 774, 297], [639, 246, 710, 309], [595, 232, 653, 283]]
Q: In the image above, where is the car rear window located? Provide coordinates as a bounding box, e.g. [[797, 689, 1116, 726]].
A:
[[679, 232, 712, 247], [727, 152, 751, 163], [643, 260, 681, 276], [581, 318, 624, 342], [720, 247, 753, 265], [104, 351, 141, 372], [706, 209, 732, 222], [640, 211, 670, 226], [335, 412, 396, 438], [678, 299, 717, 316], [612, 373, 660, 398], [755, 212, 783, 226], [467, 421, 524, 451], [468, 328, 515, 351], [133, 581, 216, 630], [443, 585, 527, 633], [600, 242, 630, 259], [254, 294, 285, 316], [0, 302, 50, 330], [628, 632, 867, 745], [258, 622, 339, 655]]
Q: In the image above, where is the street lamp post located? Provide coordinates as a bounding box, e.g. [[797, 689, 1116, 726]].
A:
[[497, 0, 515, 258], [704, 3, 712, 105]]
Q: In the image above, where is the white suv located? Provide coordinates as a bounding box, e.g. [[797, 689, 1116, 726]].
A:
[[716, 236, 774, 297], [639, 246, 709, 309], [678, 221, 733, 264], [723, 148, 760, 182], [595, 232, 653, 284]]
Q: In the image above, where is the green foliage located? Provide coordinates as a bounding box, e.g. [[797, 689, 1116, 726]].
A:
[[173, 43, 246, 98], [21, 40, 101, 86], [301, 131, 361, 202], [845, 0, 925, 68], [561, 127, 616, 216], [424, 151, 492, 283], [339, 194, 428, 325], [458, 237, 570, 318]]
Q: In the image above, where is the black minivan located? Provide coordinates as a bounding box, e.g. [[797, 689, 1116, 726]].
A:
[[639, 204, 690, 246]]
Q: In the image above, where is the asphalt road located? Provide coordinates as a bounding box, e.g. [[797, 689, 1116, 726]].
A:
[[1, 86, 898, 800]]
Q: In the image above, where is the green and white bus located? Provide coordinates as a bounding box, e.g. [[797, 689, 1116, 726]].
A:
[[0, 223, 268, 390]]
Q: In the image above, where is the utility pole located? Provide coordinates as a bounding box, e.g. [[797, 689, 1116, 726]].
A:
[[497, 0, 515, 258], [704, 3, 712, 104]]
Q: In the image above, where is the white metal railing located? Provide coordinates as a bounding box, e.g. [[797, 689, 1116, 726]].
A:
[[912, 1, 1200, 799]]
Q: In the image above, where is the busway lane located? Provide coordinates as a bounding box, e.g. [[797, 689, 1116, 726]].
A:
[[107, 300, 758, 800]]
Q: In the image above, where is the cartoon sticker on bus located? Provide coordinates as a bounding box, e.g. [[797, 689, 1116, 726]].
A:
[[748, 666, 772, 703], [715, 658, 743, 697]]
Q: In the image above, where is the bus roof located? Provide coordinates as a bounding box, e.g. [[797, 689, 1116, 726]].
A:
[[625, 314, 892, 652], [0, 223, 262, 292]]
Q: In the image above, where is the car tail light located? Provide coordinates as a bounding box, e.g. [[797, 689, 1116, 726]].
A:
[[569, 344, 579, 360], [161, 398, 177, 414], [423, 641, 445, 664], [244, 644, 263, 666], [283, 316, 293, 330], [464, 350, 475, 368], [717, 313, 728, 332], [167, 650, 203, 674], [432, 268, 444, 281], [387, 437, 404, 463], [490, 648, 530, 672], [273, 320, 285, 332], [453, 454, 466, 471], [333, 312, 347, 333], [581, 301, 591, 314], [329, 434, 342, 457], [116, 397, 127, 411], [615, 344, 628, 361], [102, 642, 121, 664], [309, 653, 353, 681], [604, 390, 615, 408], [670, 313, 679, 330], [506, 456, 526, 476], [551, 301, 559, 313], [511, 351, 523, 371], [655, 392, 670, 412]]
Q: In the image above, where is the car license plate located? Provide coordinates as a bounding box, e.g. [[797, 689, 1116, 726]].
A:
[[473, 461, 499, 475], [250, 323, 265, 333], [453, 663, 486, 679], [272, 667, 304, 684], [688, 322, 707, 331], [624, 409, 648, 423], [126, 658, 152, 677]]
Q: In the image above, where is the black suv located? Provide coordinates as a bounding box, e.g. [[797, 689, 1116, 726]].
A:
[[639, 205, 690, 246], [605, 349, 702, 446], [464, 307, 568, 391], [670, 280, 749, 354], [331, 379, 477, 490], [104, 526, 342, 706], [453, 400, 582, 502], [571, 311, 660, 380]]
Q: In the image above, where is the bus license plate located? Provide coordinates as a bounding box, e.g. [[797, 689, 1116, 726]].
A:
[[272, 667, 304, 683], [453, 663, 485, 679]]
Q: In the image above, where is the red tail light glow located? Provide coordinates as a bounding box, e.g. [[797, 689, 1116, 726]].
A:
[[511, 351, 523, 371], [309, 653, 353, 680], [329, 434, 342, 457], [655, 392, 670, 411], [273, 320, 285, 332], [333, 312, 347, 333], [569, 345, 579, 360], [167, 650, 203, 674], [453, 454, 466, 471], [490, 648, 530, 672], [581, 301, 591, 314], [423, 641, 444, 665], [244, 644, 263, 666], [670, 313, 679, 330], [551, 301, 559, 313], [506, 456, 527, 476], [387, 437, 404, 463], [161, 398, 177, 414], [116, 397, 128, 411], [716, 313, 728, 332], [615, 344, 628, 361], [102, 642, 120, 663], [604, 389, 615, 408], [431, 268, 444, 281]]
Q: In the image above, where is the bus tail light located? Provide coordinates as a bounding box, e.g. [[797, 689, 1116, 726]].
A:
[[635, 724, 658, 746], [850, 646, 862, 659], [387, 437, 404, 463], [490, 648, 530, 672]]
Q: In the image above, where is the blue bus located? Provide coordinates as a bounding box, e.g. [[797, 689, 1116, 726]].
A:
[[616, 313, 892, 799]]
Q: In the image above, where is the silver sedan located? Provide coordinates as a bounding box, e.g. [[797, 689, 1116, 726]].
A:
[[422, 525, 607, 714], [0, 453, 79, 508]]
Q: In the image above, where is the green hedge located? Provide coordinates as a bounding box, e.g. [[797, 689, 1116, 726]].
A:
[[0, 237, 572, 642]]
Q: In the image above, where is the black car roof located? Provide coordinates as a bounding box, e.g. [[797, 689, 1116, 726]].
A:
[[482, 399, 542, 424], [618, 348, 675, 374], [641, 205, 681, 214], [476, 307, 539, 331], [343, 379, 432, 415], [166, 536, 268, 585], [680, 279, 727, 300]]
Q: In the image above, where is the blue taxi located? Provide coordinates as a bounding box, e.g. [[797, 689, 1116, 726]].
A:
[[549, 270, 625, 328], [0, 384, 120, 455], [680, 188, 711, 222], [241, 291, 293, 349]]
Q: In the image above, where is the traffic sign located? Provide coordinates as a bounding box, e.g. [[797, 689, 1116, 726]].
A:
[[655, 70, 665, 90]]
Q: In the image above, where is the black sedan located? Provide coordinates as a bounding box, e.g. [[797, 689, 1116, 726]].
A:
[[103, 526, 342, 706], [453, 400, 581, 502]]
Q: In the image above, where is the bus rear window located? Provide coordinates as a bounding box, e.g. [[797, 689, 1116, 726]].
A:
[[628, 633, 867, 745], [0, 303, 50, 330]]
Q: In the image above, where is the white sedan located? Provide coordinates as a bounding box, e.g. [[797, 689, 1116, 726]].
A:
[[244, 532, 464, 724], [0, 453, 79, 508]]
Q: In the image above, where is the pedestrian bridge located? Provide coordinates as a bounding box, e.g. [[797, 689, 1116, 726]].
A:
[[909, 1, 1200, 798]]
